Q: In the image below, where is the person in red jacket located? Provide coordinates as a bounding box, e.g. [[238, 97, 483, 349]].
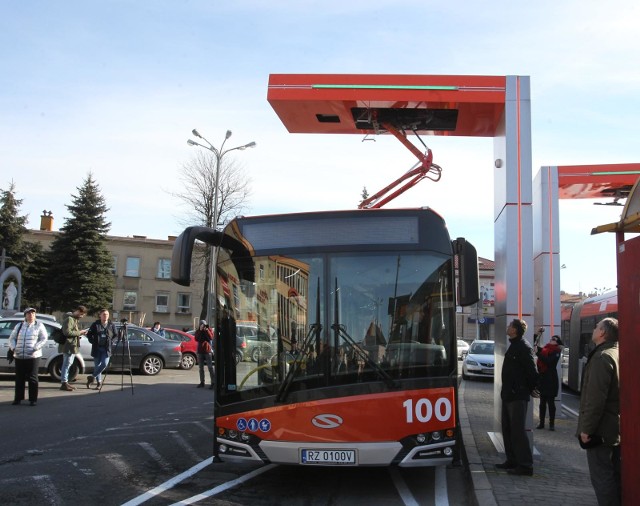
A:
[[535, 335, 563, 430]]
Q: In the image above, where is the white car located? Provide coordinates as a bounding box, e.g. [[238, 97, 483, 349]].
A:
[[462, 340, 495, 380], [0, 317, 93, 381], [457, 339, 470, 360]]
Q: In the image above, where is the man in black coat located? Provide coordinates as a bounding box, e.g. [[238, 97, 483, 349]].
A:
[[495, 318, 539, 476]]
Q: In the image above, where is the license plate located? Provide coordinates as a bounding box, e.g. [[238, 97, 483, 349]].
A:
[[300, 449, 356, 465]]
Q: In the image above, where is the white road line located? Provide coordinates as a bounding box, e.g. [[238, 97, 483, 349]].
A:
[[562, 404, 579, 418], [138, 442, 174, 473], [121, 457, 213, 506], [33, 475, 64, 505], [193, 421, 210, 433], [105, 453, 136, 479], [434, 465, 449, 506], [170, 431, 203, 462], [167, 463, 278, 505], [388, 467, 419, 506]]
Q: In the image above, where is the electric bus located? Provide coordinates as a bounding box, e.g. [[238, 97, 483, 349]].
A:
[[561, 290, 617, 391], [172, 207, 479, 467]]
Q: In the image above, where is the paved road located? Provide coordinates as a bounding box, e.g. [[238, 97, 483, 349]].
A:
[[1, 368, 473, 505]]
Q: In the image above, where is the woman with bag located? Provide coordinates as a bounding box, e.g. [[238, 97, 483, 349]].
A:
[[195, 320, 214, 389], [535, 334, 563, 430]]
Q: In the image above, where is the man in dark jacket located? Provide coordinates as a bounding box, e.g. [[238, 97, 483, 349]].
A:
[[495, 318, 538, 476], [577, 317, 620, 505]]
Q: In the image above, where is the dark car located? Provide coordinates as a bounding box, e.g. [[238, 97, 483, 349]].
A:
[[0, 316, 93, 381], [110, 324, 181, 375], [162, 327, 198, 370]]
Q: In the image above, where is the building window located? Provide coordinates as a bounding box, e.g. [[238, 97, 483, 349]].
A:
[[259, 264, 265, 280], [233, 284, 239, 310], [177, 293, 191, 313], [157, 258, 171, 279], [156, 292, 169, 313], [125, 257, 140, 277], [123, 291, 137, 311], [111, 255, 118, 275]]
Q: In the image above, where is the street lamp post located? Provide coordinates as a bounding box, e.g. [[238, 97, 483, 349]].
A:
[[187, 129, 256, 326], [187, 128, 255, 462]]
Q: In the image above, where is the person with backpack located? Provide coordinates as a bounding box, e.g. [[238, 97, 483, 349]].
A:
[[85, 308, 118, 389], [8, 307, 48, 406], [59, 305, 88, 391]]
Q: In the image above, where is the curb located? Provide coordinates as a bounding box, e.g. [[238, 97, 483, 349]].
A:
[[458, 379, 498, 506]]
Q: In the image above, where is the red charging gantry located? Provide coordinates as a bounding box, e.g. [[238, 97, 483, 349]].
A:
[[267, 74, 507, 208]]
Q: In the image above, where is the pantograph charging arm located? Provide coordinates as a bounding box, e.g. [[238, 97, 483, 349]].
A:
[[358, 120, 442, 209]]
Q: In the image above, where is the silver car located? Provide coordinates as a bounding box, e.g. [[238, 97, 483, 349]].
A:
[[462, 340, 495, 380], [0, 317, 93, 381]]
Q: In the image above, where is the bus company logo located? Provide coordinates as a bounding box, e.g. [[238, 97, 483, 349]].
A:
[[311, 414, 343, 429]]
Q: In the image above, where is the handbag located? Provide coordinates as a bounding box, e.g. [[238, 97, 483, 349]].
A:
[[7, 348, 14, 364], [202, 341, 212, 354], [578, 434, 604, 449]]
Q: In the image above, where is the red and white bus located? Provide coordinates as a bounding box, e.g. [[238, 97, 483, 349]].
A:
[[172, 207, 479, 467], [561, 290, 618, 391]]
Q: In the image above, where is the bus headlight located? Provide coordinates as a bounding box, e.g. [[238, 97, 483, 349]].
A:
[[228, 430, 238, 439], [431, 431, 442, 441], [416, 433, 426, 444], [443, 447, 453, 457]]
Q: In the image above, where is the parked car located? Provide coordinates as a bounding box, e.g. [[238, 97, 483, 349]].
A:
[[0, 316, 93, 381], [110, 324, 182, 375], [162, 327, 198, 370], [237, 322, 278, 362], [462, 340, 495, 380], [457, 339, 470, 360]]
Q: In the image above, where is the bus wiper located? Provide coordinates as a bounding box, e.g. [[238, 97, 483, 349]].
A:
[[331, 323, 398, 389], [276, 279, 322, 403], [332, 277, 397, 389]]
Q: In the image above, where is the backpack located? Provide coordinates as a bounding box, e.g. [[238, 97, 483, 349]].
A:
[[50, 326, 66, 345]]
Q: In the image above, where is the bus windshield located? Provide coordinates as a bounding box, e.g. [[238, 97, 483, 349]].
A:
[[216, 248, 456, 404]]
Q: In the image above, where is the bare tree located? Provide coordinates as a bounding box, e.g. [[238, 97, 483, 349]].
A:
[[171, 149, 252, 320]]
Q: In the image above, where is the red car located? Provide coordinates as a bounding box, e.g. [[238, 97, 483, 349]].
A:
[[161, 328, 198, 370]]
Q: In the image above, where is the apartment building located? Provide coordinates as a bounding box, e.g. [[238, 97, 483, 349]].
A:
[[26, 213, 206, 329]]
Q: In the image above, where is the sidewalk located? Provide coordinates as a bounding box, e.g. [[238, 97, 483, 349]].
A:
[[459, 378, 598, 506]]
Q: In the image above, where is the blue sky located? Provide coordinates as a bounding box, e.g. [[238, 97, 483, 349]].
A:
[[1, 0, 637, 295]]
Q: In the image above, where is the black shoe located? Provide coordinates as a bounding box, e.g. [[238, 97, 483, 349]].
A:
[[11, 400, 21, 406], [30, 401, 37, 407], [86, 375, 94, 389], [549, 425, 555, 431], [536, 423, 545, 429], [197, 383, 204, 388], [495, 461, 516, 470], [507, 466, 533, 476], [209, 385, 214, 390]]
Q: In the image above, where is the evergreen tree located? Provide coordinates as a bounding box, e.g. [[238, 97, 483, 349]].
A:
[[0, 181, 28, 270], [47, 173, 114, 313]]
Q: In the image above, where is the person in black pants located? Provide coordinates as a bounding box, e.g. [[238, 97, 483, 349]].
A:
[[8, 308, 48, 406], [495, 318, 539, 476], [535, 334, 563, 430]]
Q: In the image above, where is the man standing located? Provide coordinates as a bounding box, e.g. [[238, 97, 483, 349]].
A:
[[85, 309, 117, 389], [577, 317, 620, 505], [495, 318, 538, 476], [59, 305, 88, 391], [8, 308, 48, 406]]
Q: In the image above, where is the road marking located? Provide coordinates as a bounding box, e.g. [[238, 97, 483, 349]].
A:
[[33, 475, 64, 505], [138, 442, 174, 473], [105, 453, 136, 479], [562, 404, 579, 418], [170, 431, 202, 462], [434, 465, 449, 506], [388, 467, 419, 506], [167, 463, 277, 505]]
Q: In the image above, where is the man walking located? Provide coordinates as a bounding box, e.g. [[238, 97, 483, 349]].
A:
[[59, 305, 88, 391], [577, 317, 620, 505], [495, 318, 538, 476]]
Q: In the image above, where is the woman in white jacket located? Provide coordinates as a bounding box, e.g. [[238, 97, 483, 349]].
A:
[[8, 307, 48, 406]]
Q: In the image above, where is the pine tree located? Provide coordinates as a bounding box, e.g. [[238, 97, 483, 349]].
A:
[[47, 173, 114, 313], [0, 181, 28, 269]]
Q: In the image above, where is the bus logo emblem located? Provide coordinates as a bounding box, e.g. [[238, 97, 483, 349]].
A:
[[312, 414, 343, 429]]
